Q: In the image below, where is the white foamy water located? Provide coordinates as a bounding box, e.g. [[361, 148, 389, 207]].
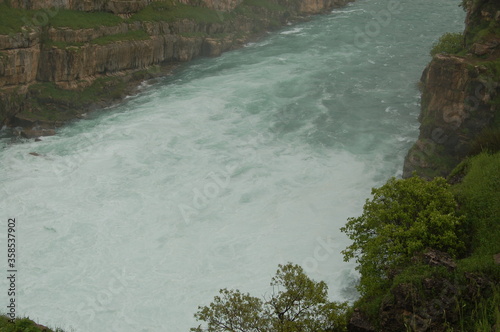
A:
[[0, 1, 464, 331]]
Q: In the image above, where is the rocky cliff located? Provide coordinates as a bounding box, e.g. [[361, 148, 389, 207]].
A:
[[0, 0, 353, 135], [345, 1, 500, 331], [1, 0, 242, 13], [403, 0, 500, 179]]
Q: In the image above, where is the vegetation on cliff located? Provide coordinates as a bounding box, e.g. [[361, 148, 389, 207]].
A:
[[1, 0, 345, 131], [0, 315, 63, 332], [341, 176, 465, 299], [404, 0, 500, 179], [193, 152, 499, 331], [191, 263, 349, 332], [348, 152, 500, 331], [0, 1, 498, 331]]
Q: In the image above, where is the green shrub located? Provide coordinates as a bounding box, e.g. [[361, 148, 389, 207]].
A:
[[430, 32, 464, 56], [341, 176, 465, 297], [192, 263, 349, 332], [0, 316, 65, 332]]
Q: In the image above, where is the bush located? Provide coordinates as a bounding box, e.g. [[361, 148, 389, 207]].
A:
[[430, 32, 464, 56], [191, 263, 349, 332], [0, 316, 64, 332], [341, 176, 465, 297]]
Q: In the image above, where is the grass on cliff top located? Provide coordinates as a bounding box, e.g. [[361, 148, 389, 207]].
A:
[[430, 32, 465, 56], [353, 151, 500, 329], [0, 0, 282, 36], [130, 1, 227, 23], [0, 4, 123, 32], [0, 4, 35, 34], [0, 315, 64, 332], [21, 78, 127, 122], [49, 9, 124, 29]]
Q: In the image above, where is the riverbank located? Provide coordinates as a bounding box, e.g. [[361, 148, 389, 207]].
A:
[[0, 0, 353, 138]]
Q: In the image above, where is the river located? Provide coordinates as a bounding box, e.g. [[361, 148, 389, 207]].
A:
[[0, 1, 465, 330]]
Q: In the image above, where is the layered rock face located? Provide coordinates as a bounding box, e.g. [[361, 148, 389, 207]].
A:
[[36, 21, 240, 88], [0, 0, 353, 131], [3, 0, 243, 13], [403, 0, 500, 178], [3, 0, 153, 14]]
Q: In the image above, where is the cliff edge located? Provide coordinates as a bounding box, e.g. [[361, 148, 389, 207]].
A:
[[403, 0, 500, 178], [0, 0, 353, 136]]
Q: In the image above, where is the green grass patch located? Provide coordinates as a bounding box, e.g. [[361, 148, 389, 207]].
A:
[[130, 1, 226, 23], [452, 152, 500, 256], [430, 32, 465, 56], [478, 58, 500, 83], [0, 4, 35, 34], [466, 18, 500, 47], [0, 315, 64, 332], [31, 77, 127, 105], [392, 264, 451, 289], [22, 77, 128, 122], [48, 9, 123, 29]]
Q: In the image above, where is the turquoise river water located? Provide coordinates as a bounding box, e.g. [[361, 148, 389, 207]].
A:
[[1, 1, 465, 331]]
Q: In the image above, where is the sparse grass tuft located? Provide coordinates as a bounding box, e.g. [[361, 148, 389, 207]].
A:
[[130, 1, 226, 23], [0, 4, 35, 34], [48, 9, 123, 29]]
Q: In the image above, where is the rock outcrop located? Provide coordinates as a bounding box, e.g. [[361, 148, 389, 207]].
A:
[[0, 0, 354, 134], [403, 0, 500, 179], [2, 0, 242, 13], [347, 1, 500, 331]]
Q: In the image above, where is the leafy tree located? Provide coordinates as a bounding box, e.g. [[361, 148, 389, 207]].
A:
[[191, 263, 349, 332], [341, 176, 465, 296]]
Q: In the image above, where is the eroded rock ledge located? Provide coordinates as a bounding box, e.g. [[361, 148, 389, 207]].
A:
[[0, 0, 353, 135], [403, 0, 500, 179]]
